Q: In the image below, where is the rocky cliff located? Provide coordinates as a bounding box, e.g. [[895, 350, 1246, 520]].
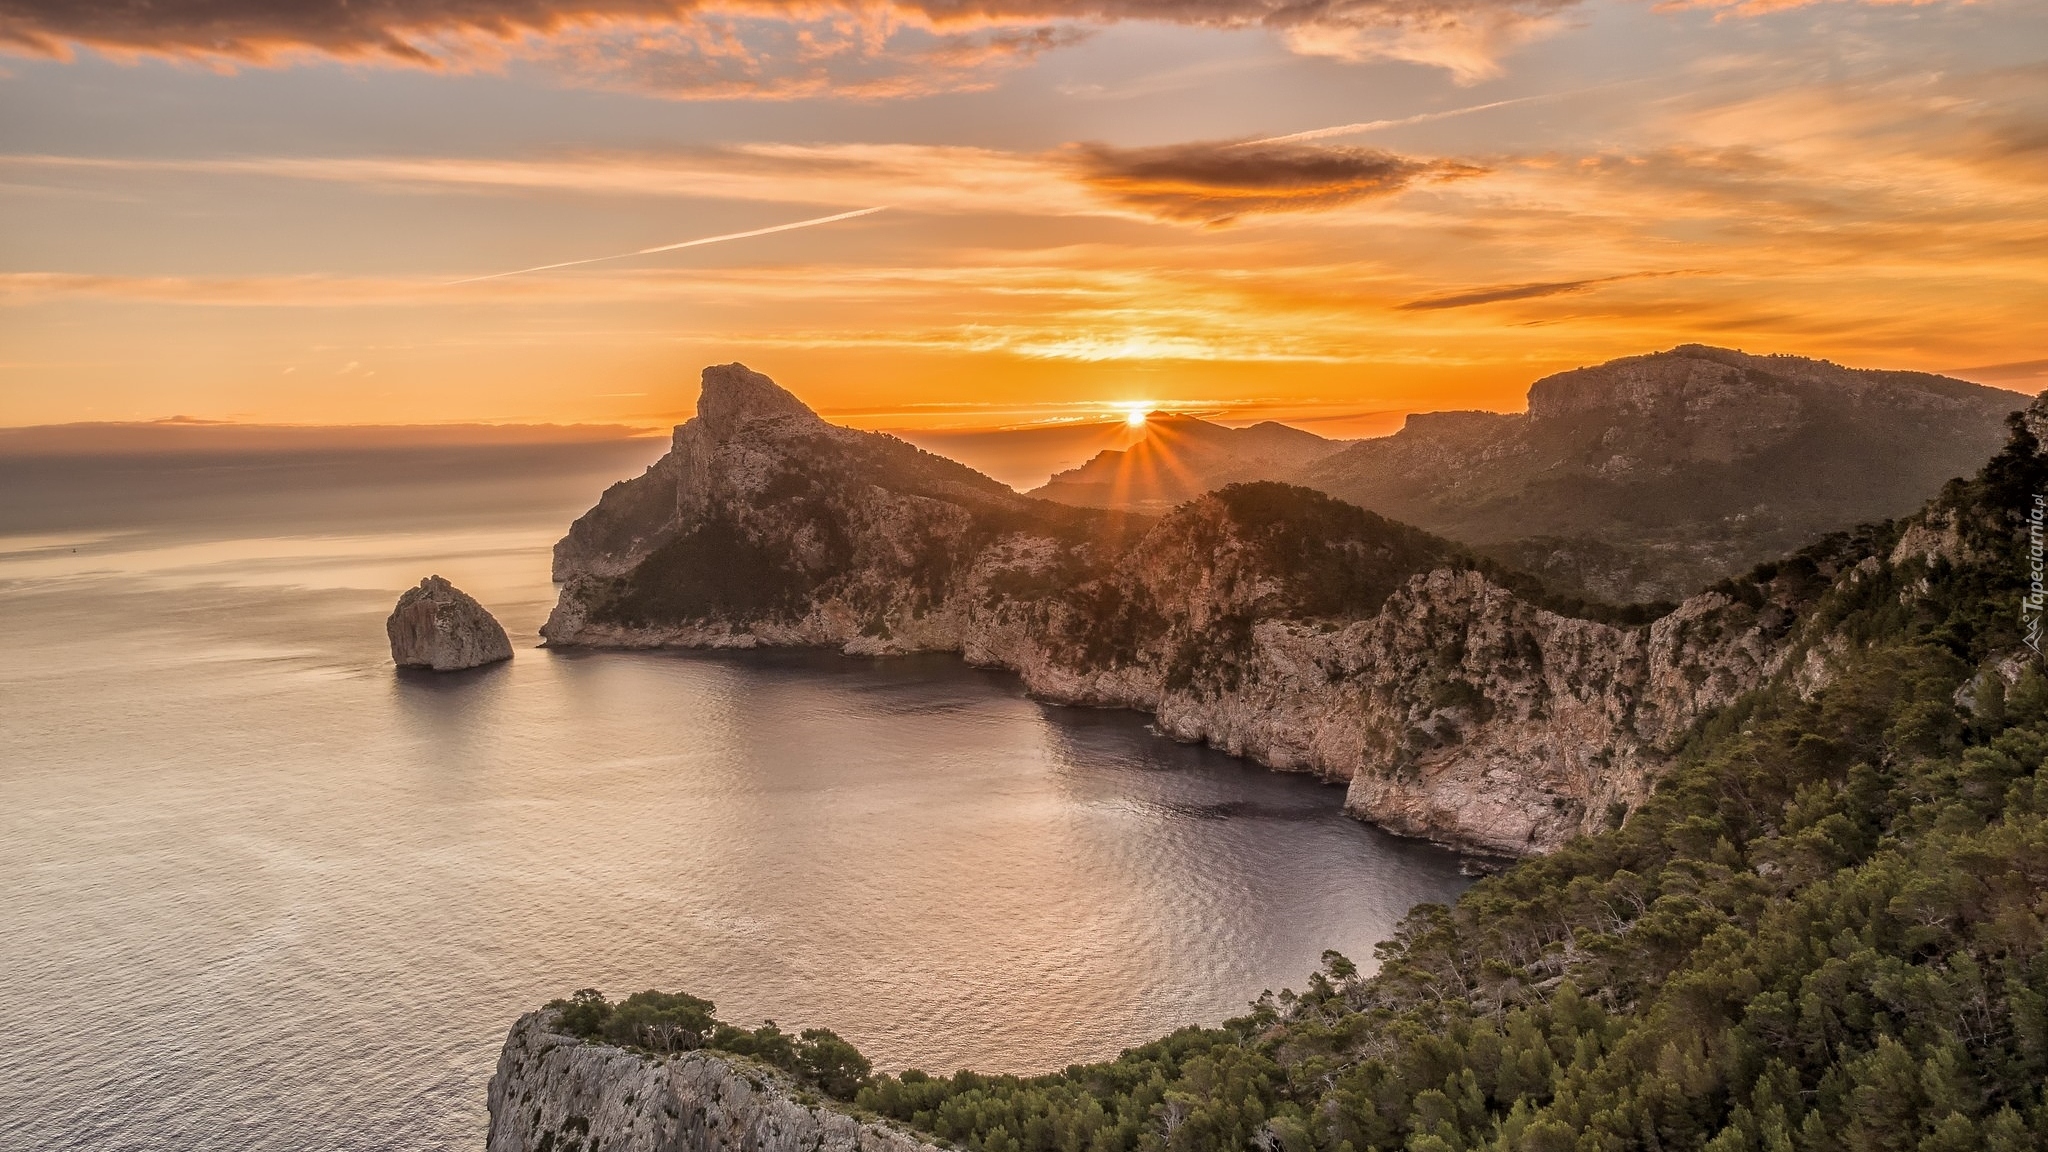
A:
[[488, 1011, 943, 1152], [544, 364, 1851, 857]]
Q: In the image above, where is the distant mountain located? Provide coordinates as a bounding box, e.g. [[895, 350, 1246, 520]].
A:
[[1028, 415, 1348, 511], [1023, 346, 2026, 603], [1296, 345, 2025, 601], [891, 420, 1148, 491]]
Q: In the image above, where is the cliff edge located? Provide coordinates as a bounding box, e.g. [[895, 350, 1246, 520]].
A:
[[488, 1011, 942, 1152]]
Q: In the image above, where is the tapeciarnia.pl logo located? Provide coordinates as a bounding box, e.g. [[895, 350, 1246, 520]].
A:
[[2027, 494, 2045, 656]]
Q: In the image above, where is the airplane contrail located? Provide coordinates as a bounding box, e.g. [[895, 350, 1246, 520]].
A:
[[1245, 97, 1542, 147], [1244, 82, 1630, 147], [446, 205, 889, 285]]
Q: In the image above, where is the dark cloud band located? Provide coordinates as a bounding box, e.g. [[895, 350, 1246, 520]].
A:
[[1071, 138, 1485, 223], [1396, 278, 1606, 310], [1397, 269, 1698, 310]]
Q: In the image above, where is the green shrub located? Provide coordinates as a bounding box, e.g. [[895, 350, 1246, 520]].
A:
[[545, 991, 873, 1101]]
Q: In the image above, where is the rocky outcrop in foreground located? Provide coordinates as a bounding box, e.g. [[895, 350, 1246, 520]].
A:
[[488, 1012, 942, 1152], [387, 575, 513, 671], [540, 364, 1854, 857]]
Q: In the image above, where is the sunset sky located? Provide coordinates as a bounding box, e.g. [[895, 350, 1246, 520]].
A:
[[2, 0, 2044, 435]]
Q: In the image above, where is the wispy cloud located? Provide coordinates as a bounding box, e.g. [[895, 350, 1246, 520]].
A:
[[1948, 358, 2048, 385], [1651, 0, 1947, 15], [2, 140, 1482, 226], [0, 0, 1596, 91], [0, 147, 1105, 215]]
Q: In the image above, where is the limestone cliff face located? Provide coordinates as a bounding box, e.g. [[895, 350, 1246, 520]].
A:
[[488, 1012, 942, 1152], [544, 364, 1833, 856]]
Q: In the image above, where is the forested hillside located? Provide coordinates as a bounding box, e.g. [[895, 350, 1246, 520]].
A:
[[550, 403, 2048, 1152]]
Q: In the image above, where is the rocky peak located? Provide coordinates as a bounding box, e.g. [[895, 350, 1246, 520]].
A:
[[1524, 346, 1788, 424], [550, 364, 1043, 588], [693, 362, 823, 440]]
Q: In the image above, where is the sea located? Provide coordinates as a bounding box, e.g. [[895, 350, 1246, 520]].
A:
[[0, 439, 1470, 1151]]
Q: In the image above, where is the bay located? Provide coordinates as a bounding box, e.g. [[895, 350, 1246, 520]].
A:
[[0, 444, 1468, 1151]]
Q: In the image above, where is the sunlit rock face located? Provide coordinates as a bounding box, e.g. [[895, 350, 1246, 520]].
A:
[[487, 1012, 942, 1152], [387, 575, 513, 671], [543, 364, 1844, 856]]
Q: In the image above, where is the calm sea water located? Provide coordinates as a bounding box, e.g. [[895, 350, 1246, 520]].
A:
[[0, 444, 1469, 1151]]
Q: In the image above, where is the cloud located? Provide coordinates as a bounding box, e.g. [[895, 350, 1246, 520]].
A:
[[1392, 271, 1703, 310], [0, 0, 1582, 92], [526, 16, 1090, 99], [1651, 0, 1945, 15], [0, 144, 1114, 217], [1948, 358, 2048, 385], [1069, 139, 1485, 223], [1272, 0, 1568, 83], [1, 138, 1489, 225]]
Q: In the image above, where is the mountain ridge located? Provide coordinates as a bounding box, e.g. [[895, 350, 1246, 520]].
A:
[[1030, 345, 2023, 603], [545, 362, 1832, 856], [1028, 413, 1348, 512]]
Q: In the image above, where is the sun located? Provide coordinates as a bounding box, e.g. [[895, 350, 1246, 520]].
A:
[[1117, 402, 1153, 428]]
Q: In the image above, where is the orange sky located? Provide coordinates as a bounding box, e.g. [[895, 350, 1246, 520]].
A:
[[1, 0, 2044, 433]]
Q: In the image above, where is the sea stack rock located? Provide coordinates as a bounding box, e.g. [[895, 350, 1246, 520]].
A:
[[387, 575, 513, 671]]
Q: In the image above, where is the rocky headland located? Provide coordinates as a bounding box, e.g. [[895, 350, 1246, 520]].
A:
[[540, 363, 1864, 857], [488, 1011, 937, 1152], [388, 575, 514, 671]]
